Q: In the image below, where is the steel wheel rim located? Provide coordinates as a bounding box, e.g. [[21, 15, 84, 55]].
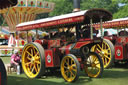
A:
[[61, 56, 77, 82], [22, 44, 41, 78], [91, 40, 111, 68], [85, 54, 101, 77]]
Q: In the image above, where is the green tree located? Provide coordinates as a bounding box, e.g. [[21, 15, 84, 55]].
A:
[[113, 0, 128, 18], [119, 0, 128, 3], [49, 0, 73, 16], [81, 0, 119, 14], [113, 5, 128, 18], [38, 0, 119, 18], [0, 14, 3, 26]]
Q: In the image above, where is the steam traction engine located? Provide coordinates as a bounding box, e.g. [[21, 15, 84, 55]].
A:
[[93, 18, 128, 67], [16, 9, 112, 82]]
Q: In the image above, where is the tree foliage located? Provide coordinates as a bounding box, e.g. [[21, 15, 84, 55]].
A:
[[0, 14, 4, 26], [113, 0, 128, 18], [1, 0, 128, 26], [45, 0, 119, 17], [48, 0, 73, 16], [80, 0, 119, 14], [119, 0, 128, 3], [113, 5, 128, 18]]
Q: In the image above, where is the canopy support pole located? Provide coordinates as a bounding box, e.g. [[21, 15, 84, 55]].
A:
[[36, 29, 38, 39], [124, 28, 126, 35], [100, 18, 103, 38], [27, 31, 28, 43], [76, 25, 81, 41], [117, 28, 119, 36], [90, 18, 93, 39]]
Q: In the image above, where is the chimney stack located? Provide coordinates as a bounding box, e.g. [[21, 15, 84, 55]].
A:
[[73, 0, 80, 12]]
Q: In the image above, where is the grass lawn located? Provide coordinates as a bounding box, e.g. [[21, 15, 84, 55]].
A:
[[7, 68, 128, 85], [1, 56, 128, 85], [0, 56, 11, 64]]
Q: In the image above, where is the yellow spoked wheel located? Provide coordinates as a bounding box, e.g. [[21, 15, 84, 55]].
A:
[[84, 52, 103, 78], [61, 54, 80, 82], [91, 39, 114, 68], [22, 42, 45, 78]]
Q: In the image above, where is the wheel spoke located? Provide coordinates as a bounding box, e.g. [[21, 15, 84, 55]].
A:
[[35, 56, 40, 60], [26, 51, 33, 57], [34, 52, 39, 57], [32, 47, 36, 54], [96, 48, 101, 53], [30, 63, 33, 70], [104, 55, 110, 60], [27, 56, 31, 60], [34, 64, 38, 73], [97, 44, 102, 50], [72, 67, 77, 72], [35, 61, 40, 64], [37, 64, 40, 71], [88, 57, 92, 65], [99, 53, 103, 57], [72, 64, 76, 67], [89, 67, 94, 72], [95, 67, 100, 70], [31, 66, 35, 73], [105, 58, 108, 64], [66, 58, 69, 66], [70, 70, 75, 77], [65, 70, 69, 76], [71, 59, 73, 64], [106, 49, 111, 52], [95, 62, 100, 65], [104, 43, 106, 49], [64, 65, 68, 69], [31, 49, 33, 56], [105, 53, 111, 55], [92, 57, 97, 62], [25, 62, 31, 66]]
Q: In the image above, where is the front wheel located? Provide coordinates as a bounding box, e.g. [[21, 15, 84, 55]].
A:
[[84, 52, 103, 78], [61, 54, 80, 82], [22, 42, 45, 78]]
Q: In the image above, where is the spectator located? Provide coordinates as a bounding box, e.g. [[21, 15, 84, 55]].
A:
[[28, 33, 32, 43], [11, 50, 21, 74]]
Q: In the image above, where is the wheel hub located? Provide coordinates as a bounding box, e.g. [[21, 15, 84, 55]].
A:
[[91, 63, 96, 67], [69, 66, 72, 71], [101, 50, 108, 56], [31, 57, 35, 63]]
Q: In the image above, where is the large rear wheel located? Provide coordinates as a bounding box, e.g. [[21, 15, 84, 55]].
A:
[[22, 42, 45, 78], [91, 39, 114, 68], [61, 54, 80, 82], [0, 58, 7, 85], [84, 52, 103, 78]]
